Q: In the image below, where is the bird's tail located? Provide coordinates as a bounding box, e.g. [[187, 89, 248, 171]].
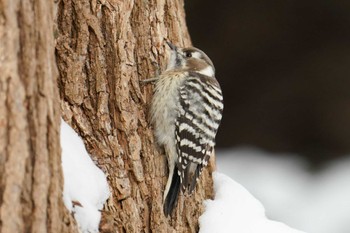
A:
[[163, 166, 181, 216]]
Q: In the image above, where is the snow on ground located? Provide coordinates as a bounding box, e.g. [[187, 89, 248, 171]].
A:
[[61, 120, 110, 233], [199, 172, 305, 233], [216, 147, 350, 233], [59, 120, 349, 233]]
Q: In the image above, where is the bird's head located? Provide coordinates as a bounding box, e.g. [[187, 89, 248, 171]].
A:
[[165, 41, 215, 77]]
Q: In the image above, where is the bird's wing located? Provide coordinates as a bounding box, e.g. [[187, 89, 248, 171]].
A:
[[175, 73, 223, 193]]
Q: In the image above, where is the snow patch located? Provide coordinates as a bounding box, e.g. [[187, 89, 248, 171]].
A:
[[216, 147, 350, 233], [199, 172, 305, 233], [61, 119, 110, 233]]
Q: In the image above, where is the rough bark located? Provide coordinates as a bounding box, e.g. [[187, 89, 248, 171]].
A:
[[55, 0, 214, 232], [0, 0, 77, 232]]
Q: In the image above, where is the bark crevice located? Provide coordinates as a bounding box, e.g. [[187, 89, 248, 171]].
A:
[[55, 0, 214, 232]]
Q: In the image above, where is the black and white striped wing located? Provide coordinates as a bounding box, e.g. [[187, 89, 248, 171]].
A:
[[175, 74, 223, 193]]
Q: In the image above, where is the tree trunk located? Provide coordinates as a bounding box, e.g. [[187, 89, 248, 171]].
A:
[[0, 0, 77, 233], [55, 0, 214, 232]]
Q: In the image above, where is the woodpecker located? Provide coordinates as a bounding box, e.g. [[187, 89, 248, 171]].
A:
[[143, 41, 223, 216]]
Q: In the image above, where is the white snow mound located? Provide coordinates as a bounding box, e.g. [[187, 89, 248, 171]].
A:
[[199, 172, 306, 233], [61, 119, 110, 233]]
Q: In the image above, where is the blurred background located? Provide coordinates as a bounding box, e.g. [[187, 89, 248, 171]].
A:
[[185, 1, 350, 233], [186, 0, 350, 166]]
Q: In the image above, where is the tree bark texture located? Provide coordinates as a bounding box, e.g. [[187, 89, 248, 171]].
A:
[[55, 0, 214, 232], [0, 0, 77, 232]]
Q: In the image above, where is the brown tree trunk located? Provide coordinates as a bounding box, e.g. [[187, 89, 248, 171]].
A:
[[55, 0, 214, 232], [0, 0, 77, 232]]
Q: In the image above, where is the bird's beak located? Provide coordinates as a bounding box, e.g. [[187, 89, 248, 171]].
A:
[[166, 41, 177, 51]]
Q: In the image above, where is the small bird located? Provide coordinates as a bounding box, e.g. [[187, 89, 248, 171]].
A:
[[143, 41, 223, 216]]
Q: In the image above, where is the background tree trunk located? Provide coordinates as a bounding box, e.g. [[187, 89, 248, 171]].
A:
[[55, 0, 214, 232], [0, 0, 77, 232]]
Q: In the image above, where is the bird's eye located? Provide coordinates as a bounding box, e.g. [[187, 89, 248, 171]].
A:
[[185, 51, 192, 58]]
